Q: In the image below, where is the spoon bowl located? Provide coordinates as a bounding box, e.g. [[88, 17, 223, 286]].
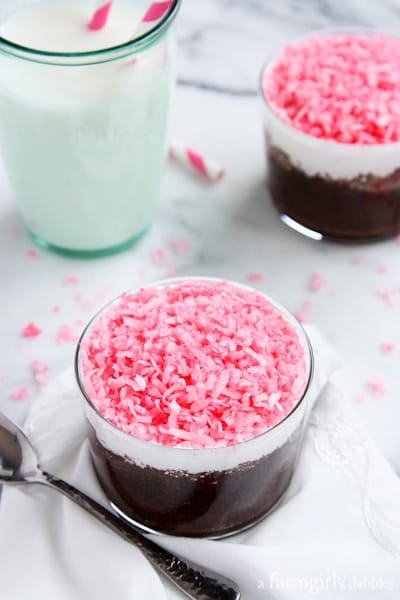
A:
[[0, 412, 39, 482]]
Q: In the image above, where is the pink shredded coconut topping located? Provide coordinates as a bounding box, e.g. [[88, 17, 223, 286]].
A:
[[81, 280, 307, 449], [264, 34, 400, 144]]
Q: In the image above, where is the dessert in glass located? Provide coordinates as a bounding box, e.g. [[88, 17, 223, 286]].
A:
[[261, 29, 400, 241], [76, 278, 313, 538], [0, 0, 180, 256]]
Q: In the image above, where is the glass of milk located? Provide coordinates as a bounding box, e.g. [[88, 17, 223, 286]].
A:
[[0, 0, 181, 256]]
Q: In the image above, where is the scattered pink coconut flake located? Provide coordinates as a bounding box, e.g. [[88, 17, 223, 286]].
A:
[[263, 34, 400, 144], [377, 264, 389, 274], [26, 248, 39, 258], [65, 275, 79, 286], [395, 234, 400, 245], [151, 247, 172, 267], [76, 319, 85, 326], [32, 360, 49, 387], [53, 305, 61, 313], [380, 342, 396, 353], [310, 272, 327, 292], [138, 268, 148, 279], [355, 394, 366, 404], [248, 273, 264, 282], [7, 226, 20, 235], [82, 286, 113, 311], [378, 288, 398, 307], [81, 280, 307, 449], [21, 322, 42, 338], [294, 300, 313, 324], [165, 269, 177, 278], [367, 378, 386, 396], [0, 375, 5, 383], [11, 387, 29, 400], [351, 257, 365, 265], [168, 239, 189, 254], [56, 325, 78, 345]]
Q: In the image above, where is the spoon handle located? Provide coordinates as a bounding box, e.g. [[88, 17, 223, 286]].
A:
[[40, 471, 240, 600]]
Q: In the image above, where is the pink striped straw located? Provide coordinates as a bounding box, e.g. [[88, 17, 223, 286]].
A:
[[88, 1, 174, 35], [169, 140, 225, 182], [88, 1, 112, 31], [131, 1, 174, 38]]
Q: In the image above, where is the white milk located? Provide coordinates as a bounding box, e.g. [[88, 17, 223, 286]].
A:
[[0, 0, 174, 253]]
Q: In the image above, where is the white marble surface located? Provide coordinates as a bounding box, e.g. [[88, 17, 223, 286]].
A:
[[0, 0, 400, 477]]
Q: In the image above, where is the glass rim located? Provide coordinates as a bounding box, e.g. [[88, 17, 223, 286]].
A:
[[259, 25, 400, 149], [0, 0, 181, 65], [75, 276, 314, 455]]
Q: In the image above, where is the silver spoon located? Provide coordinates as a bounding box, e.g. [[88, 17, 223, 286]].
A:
[[0, 411, 240, 600]]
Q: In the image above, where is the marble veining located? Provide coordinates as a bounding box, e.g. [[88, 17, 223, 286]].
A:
[[176, 0, 400, 95]]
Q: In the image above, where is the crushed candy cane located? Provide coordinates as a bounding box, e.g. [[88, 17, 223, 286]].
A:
[[21, 322, 42, 338], [263, 34, 400, 144], [81, 280, 307, 449]]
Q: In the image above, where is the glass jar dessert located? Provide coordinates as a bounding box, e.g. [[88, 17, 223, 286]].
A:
[[75, 277, 313, 538], [261, 29, 400, 241]]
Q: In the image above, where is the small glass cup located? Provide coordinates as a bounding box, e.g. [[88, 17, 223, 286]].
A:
[[0, 0, 181, 257], [75, 277, 314, 538], [260, 28, 400, 241]]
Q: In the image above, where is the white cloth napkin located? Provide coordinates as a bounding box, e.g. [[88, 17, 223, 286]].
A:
[[1, 327, 400, 600]]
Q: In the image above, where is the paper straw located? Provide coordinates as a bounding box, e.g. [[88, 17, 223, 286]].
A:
[[169, 140, 225, 182], [88, 1, 112, 31], [130, 1, 174, 38], [88, 1, 174, 37]]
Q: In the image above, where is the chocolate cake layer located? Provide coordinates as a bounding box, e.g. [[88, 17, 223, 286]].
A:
[[268, 146, 400, 240], [88, 423, 302, 537]]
